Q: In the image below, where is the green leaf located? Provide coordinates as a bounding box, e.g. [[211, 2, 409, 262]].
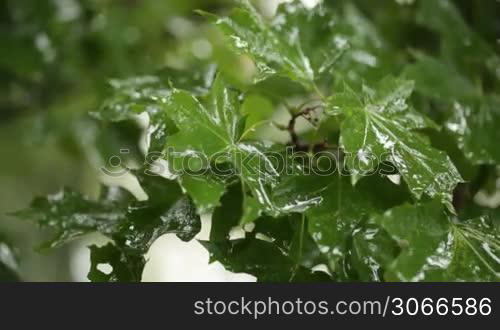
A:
[[165, 75, 241, 159], [200, 236, 331, 282], [349, 223, 400, 282], [94, 76, 173, 123], [163, 75, 240, 212], [305, 173, 406, 279], [202, 0, 349, 88], [209, 182, 243, 242], [92, 75, 177, 153], [12, 0, 500, 284], [15, 173, 201, 281], [375, 202, 500, 282], [206, 193, 330, 281], [240, 94, 275, 139], [179, 175, 228, 214], [240, 195, 262, 225], [88, 243, 144, 282], [336, 76, 462, 209], [165, 75, 321, 216], [95, 66, 217, 122], [405, 54, 500, 165], [258, 214, 325, 270], [14, 186, 131, 249], [92, 66, 217, 152], [447, 97, 500, 165]]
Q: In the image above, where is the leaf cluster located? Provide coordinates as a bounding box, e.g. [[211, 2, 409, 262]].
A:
[[14, 0, 500, 282]]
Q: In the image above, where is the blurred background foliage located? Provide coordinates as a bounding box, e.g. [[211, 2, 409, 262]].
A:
[[0, 0, 499, 281], [1, 0, 233, 281]]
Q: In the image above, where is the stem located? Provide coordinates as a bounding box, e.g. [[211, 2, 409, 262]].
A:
[[290, 214, 306, 282], [238, 120, 269, 142], [241, 179, 247, 218], [286, 104, 335, 152], [312, 83, 326, 101], [298, 213, 305, 263]]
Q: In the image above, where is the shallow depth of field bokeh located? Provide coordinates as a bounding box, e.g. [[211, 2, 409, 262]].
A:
[[1, 0, 295, 281], [1, 0, 499, 281]]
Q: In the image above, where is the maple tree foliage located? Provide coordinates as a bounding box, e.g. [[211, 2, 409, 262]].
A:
[[7, 0, 500, 282]]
